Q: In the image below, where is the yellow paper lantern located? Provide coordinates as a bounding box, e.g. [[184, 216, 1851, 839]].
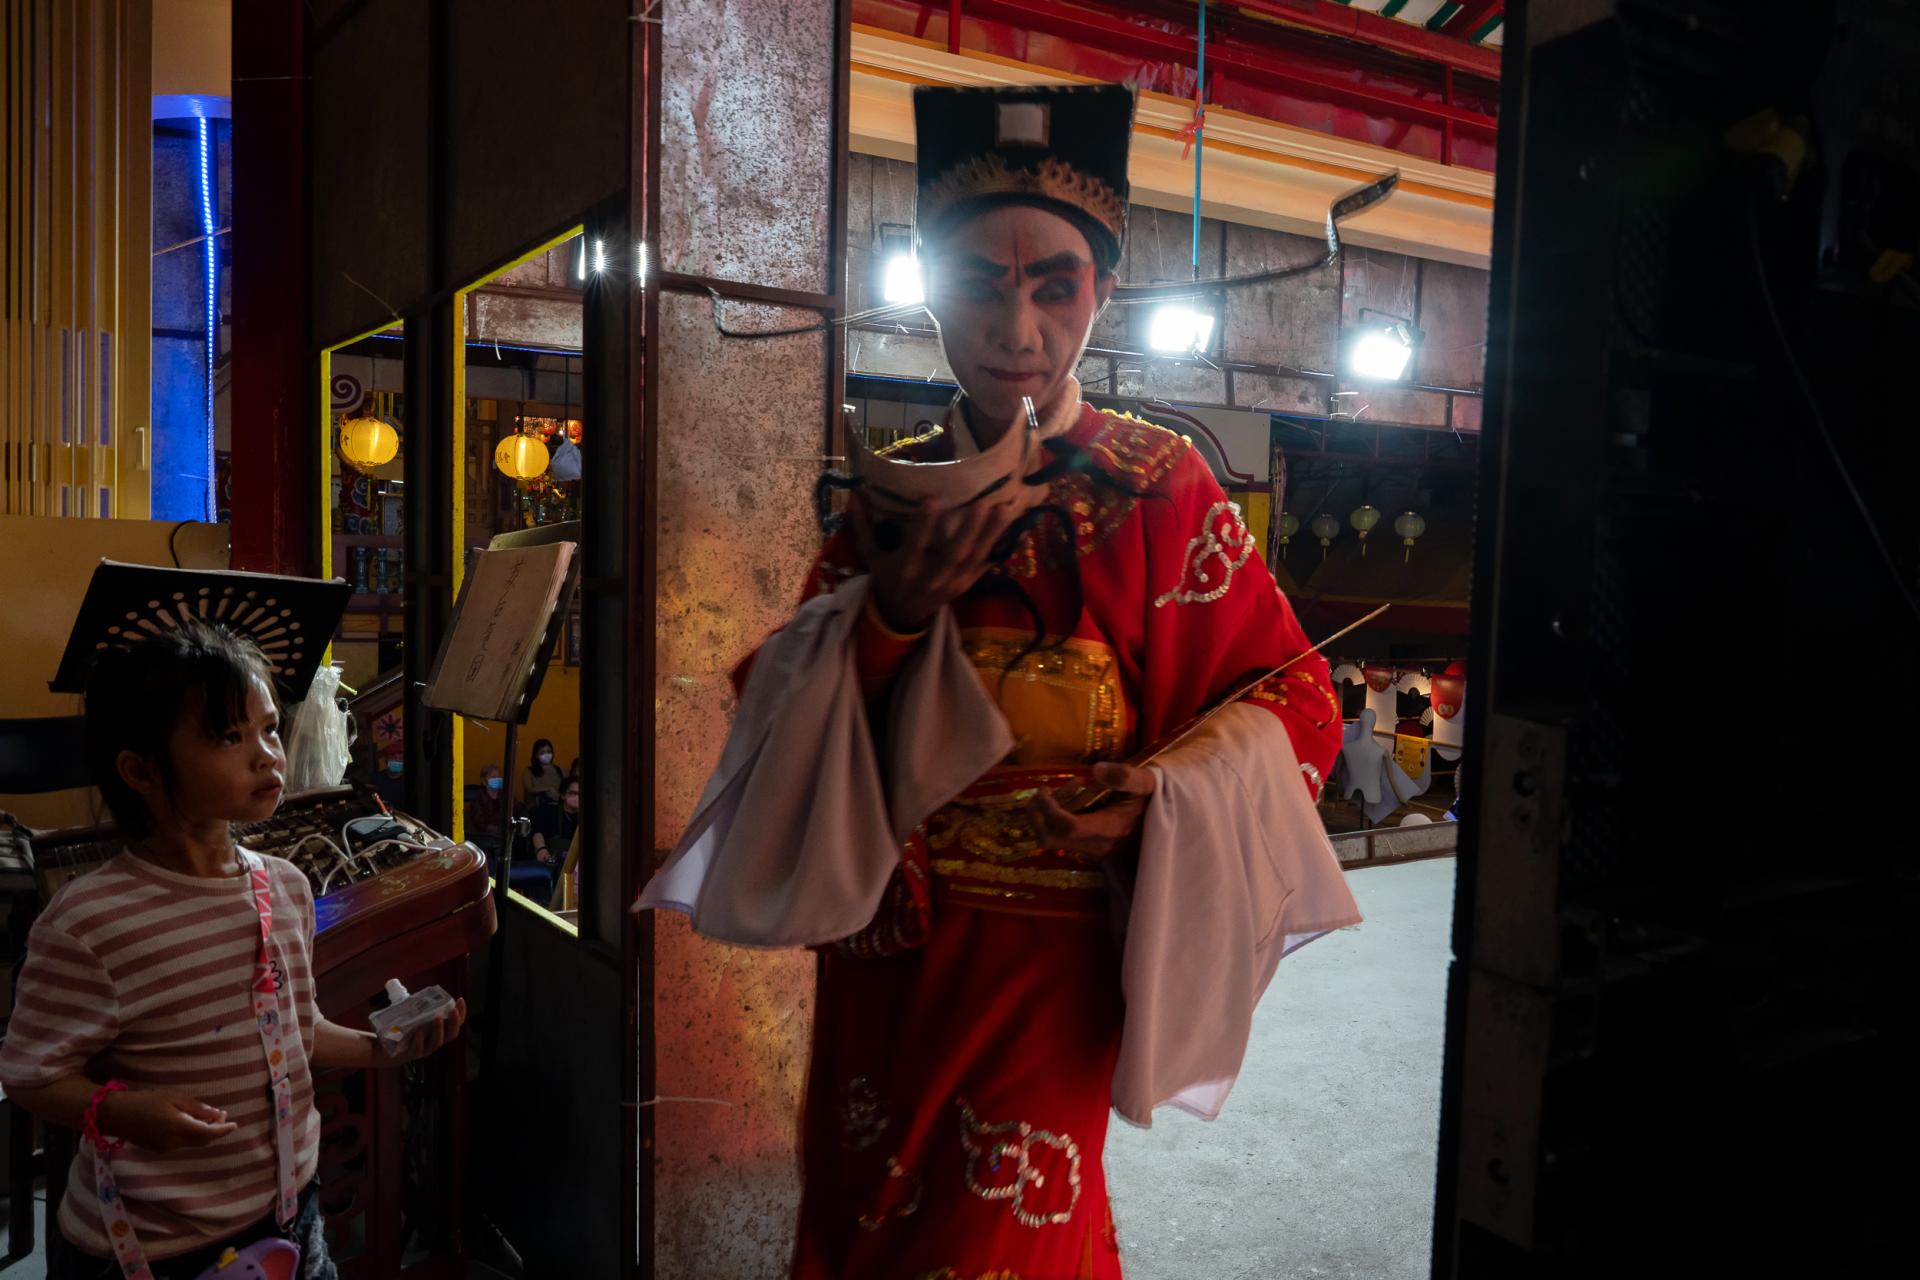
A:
[[337, 415, 399, 471], [494, 433, 551, 480]]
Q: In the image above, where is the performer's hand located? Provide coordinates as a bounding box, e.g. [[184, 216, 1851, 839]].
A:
[[851, 494, 1022, 634], [1031, 762, 1158, 858]]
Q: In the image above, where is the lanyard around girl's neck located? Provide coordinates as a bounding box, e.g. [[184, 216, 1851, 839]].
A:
[[90, 850, 302, 1279]]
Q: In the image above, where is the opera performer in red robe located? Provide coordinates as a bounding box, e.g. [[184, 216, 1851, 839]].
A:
[[637, 83, 1360, 1280]]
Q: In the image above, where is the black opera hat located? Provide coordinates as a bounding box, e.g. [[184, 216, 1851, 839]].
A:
[[914, 83, 1136, 271]]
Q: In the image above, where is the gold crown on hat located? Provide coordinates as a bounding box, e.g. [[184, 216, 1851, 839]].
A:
[[918, 154, 1128, 244]]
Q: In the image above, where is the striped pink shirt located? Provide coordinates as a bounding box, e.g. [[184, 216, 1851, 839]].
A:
[[0, 852, 322, 1259]]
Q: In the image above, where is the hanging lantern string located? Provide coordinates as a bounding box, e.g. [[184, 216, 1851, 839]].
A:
[[1178, 103, 1207, 159]]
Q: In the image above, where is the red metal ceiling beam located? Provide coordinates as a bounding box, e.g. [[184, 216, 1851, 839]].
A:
[[966, 0, 1497, 132], [1436, 1, 1504, 40], [1230, 0, 1500, 79]]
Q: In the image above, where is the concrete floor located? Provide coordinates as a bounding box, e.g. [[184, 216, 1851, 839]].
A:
[[1107, 856, 1456, 1280]]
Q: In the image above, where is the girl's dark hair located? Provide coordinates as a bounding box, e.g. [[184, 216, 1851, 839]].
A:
[[83, 621, 278, 840]]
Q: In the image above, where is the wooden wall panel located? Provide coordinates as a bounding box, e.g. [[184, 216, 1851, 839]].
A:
[[0, 0, 150, 520], [309, 5, 432, 346], [445, 0, 626, 294]]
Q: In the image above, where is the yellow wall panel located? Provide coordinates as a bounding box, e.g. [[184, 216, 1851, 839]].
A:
[[1, 0, 153, 520]]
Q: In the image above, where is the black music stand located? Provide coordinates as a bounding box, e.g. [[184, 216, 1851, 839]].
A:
[[49, 561, 351, 704], [420, 522, 579, 1121]]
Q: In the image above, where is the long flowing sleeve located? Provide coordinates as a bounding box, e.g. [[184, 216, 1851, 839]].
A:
[[637, 570, 1014, 948], [1110, 443, 1359, 1124]]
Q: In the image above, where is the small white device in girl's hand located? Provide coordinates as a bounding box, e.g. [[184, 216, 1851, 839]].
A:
[[371, 980, 456, 1056]]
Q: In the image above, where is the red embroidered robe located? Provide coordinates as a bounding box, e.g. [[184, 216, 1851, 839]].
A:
[[784, 405, 1343, 1280]]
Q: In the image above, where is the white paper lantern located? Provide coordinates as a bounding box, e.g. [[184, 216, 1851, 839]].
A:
[[1394, 510, 1427, 562], [1310, 513, 1341, 559], [1349, 503, 1382, 554]]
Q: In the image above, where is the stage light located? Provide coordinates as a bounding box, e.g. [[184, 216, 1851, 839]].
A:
[[1147, 304, 1216, 355], [1347, 312, 1417, 381], [575, 236, 608, 280], [882, 252, 925, 306]]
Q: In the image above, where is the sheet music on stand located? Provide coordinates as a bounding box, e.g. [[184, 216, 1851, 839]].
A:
[[422, 536, 579, 724]]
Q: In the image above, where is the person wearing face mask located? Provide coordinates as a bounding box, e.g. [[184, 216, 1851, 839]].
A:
[[522, 738, 562, 810], [372, 750, 406, 809], [466, 764, 506, 859], [638, 84, 1357, 1280]]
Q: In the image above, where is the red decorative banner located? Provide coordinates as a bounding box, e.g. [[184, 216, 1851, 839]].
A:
[[1363, 665, 1396, 693], [1431, 663, 1466, 720]]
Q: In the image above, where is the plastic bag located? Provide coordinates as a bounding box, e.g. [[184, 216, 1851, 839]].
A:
[[284, 663, 354, 793]]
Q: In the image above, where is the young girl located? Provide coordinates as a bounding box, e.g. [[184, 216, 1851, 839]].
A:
[[0, 621, 466, 1279]]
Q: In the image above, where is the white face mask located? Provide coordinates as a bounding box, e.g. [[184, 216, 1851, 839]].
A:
[[537, 753, 553, 765]]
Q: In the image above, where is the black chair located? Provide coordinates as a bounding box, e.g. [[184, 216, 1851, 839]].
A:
[[0, 715, 89, 1267], [0, 716, 89, 796]]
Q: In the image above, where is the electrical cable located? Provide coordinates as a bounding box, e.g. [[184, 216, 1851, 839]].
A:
[[1109, 170, 1400, 305], [1744, 197, 1920, 628], [708, 293, 930, 340]]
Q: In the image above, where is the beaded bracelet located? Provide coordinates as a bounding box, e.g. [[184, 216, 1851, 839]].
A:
[[81, 1080, 128, 1154]]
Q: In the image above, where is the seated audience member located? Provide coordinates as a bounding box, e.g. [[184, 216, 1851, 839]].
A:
[[523, 738, 563, 810], [467, 764, 505, 857], [530, 774, 581, 874]]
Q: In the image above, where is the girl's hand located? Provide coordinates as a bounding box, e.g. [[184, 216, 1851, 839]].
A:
[[99, 1091, 239, 1152], [388, 998, 467, 1065], [850, 494, 1023, 634], [1030, 762, 1158, 858], [535, 848, 553, 864]]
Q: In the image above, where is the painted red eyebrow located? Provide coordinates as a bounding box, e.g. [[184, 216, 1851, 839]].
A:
[[1020, 252, 1089, 278], [951, 251, 1090, 279]]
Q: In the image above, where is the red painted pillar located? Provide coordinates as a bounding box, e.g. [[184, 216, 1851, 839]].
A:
[[229, 2, 312, 575]]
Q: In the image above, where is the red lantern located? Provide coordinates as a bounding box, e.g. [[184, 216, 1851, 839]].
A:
[[1431, 662, 1466, 721], [1363, 664, 1396, 693]]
